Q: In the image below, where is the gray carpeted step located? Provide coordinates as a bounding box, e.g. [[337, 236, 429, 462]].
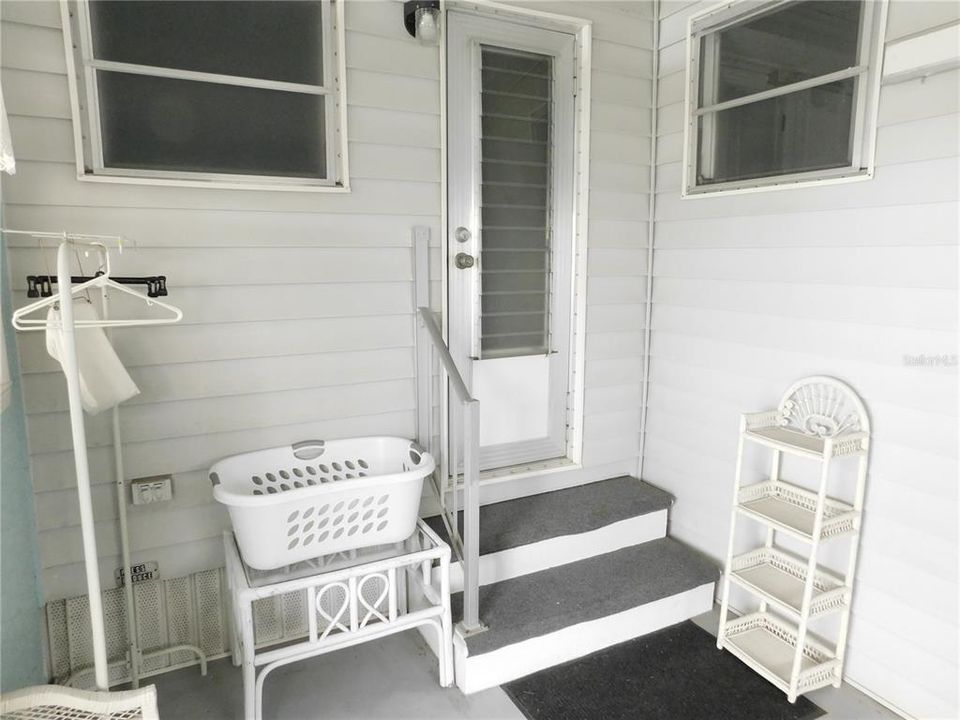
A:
[[425, 476, 673, 556], [451, 537, 719, 656]]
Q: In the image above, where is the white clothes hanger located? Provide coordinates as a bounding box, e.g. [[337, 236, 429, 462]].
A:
[[12, 273, 183, 331], [10, 234, 180, 331]]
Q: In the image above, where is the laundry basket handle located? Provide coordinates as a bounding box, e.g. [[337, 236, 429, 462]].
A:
[[292, 439, 325, 460]]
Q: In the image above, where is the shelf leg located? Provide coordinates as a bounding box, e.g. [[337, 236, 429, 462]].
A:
[[717, 422, 747, 650], [759, 450, 781, 615], [789, 440, 833, 701], [832, 439, 869, 686]]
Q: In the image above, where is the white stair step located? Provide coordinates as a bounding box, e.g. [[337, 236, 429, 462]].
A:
[[450, 537, 719, 693], [425, 476, 673, 589]]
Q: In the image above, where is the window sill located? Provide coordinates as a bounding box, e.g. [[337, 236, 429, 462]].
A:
[[75, 170, 351, 194], [680, 167, 873, 200]]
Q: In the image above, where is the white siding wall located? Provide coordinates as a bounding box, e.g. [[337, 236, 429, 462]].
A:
[[649, 2, 959, 718], [0, 1, 654, 602]]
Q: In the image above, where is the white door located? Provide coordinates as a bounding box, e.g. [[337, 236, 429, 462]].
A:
[[447, 11, 577, 471]]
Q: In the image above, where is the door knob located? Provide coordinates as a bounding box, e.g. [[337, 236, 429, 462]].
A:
[[454, 252, 476, 269]]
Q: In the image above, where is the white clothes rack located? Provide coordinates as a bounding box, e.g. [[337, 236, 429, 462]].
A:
[[6, 230, 199, 690]]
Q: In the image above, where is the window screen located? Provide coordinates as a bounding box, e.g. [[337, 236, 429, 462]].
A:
[[89, 1, 323, 85], [690, 0, 873, 192], [71, 0, 341, 186], [97, 72, 326, 178], [698, 79, 855, 184], [479, 47, 553, 359], [699, 1, 861, 106]]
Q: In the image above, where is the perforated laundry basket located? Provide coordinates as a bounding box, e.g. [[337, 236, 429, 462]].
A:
[[210, 437, 434, 570]]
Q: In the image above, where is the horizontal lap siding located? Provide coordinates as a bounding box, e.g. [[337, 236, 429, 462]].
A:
[[1, 0, 440, 602], [649, 2, 958, 718], [570, 3, 653, 477], [1, 1, 654, 602]]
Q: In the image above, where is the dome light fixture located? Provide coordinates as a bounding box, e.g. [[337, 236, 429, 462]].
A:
[[404, 0, 441, 46]]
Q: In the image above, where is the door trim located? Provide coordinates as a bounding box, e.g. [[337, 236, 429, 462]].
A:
[[439, 0, 592, 477]]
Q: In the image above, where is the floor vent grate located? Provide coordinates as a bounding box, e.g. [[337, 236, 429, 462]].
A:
[[45, 567, 310, 688]]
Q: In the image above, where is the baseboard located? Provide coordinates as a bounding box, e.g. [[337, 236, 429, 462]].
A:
[[844, 677, 916, 720], [454, 582, 715, 694], [438, 509, 668, 592]]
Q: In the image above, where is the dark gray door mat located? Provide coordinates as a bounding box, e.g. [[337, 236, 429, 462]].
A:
[[502, 621, 825, 720]]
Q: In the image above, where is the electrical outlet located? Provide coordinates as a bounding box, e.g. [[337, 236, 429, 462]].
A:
[[131, 475, 173, 505]]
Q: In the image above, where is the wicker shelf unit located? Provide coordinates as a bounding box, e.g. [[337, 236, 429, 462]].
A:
[[717, 376, 870, 703]]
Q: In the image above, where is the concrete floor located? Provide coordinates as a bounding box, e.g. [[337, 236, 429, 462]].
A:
[[152, 631, 521, 720], [150, 609, 902, 720]]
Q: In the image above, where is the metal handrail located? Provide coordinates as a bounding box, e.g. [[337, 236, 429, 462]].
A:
[[416, 306, 484, 636], [413, 227, 486, 637], [418, 308, 473, 403], [418, 306, 467, 562]]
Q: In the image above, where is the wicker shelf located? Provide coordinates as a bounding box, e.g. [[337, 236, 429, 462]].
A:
[[743, 425, 866, 459], [730, 548, 848, 618], [737, 480, 858, 542], [743, 425, 827, 458], [721, 612, 840, 696]]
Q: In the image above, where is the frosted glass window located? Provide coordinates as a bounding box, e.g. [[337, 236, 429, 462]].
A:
[[67, 0, 345, 187], [479, 47, 552, 359], [687, 0, 881, 194]]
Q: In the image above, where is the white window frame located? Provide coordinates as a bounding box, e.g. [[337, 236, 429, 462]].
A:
[[60, 0, 350, 192], [682, 0, 888, 198]]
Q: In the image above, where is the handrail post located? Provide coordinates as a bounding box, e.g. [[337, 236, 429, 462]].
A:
[[416, 314, 430, 450], [413, 227, 431, 448], [459, 399, 486, 635]]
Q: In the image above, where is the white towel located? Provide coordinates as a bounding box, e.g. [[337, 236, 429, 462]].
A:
[[46, 300, 140, 415], [0, 86, 15, 175]]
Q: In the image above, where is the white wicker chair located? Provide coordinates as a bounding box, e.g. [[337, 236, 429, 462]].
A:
[[0, 684, 158, 720]]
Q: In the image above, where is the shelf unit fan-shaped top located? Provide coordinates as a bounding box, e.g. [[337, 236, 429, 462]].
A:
[[775, 375, 870, 439]]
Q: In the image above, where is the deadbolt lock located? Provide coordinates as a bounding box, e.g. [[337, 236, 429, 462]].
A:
[[455, 252, 476, 269], [455, 227, 471, 243]]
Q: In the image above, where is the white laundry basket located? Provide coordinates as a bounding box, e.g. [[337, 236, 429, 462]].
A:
[[210, 437, 434, 570]]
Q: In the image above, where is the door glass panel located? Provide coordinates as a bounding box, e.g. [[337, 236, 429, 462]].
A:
[[479, 46, 552, 359]]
